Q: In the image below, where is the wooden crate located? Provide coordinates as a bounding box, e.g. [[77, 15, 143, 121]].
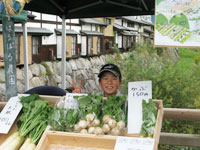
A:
[[36, 100, 164, 150], [0, 97, 163, 150], [0, 95, 63, 147]]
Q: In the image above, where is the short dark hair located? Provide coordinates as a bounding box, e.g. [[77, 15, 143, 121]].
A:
[[98, 64, 122, 81]]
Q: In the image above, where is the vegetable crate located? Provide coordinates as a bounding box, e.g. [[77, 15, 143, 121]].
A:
[[37, 99, 163, 150], [0, 97, 163, 150], [0, 95, 63, 150]]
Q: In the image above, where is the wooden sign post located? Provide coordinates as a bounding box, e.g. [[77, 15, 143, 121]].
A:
[[2, 16, 17, 99]]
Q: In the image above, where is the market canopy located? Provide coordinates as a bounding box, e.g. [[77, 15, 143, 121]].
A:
[[24, 0, 155, 18], [23, 0, 156, 91]]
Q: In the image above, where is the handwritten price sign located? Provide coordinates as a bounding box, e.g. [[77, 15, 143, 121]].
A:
[[115, 136, 155, 150], [0, 96, 22, 134], [128, 81, 152, 134], [130, 83, 151, 100]]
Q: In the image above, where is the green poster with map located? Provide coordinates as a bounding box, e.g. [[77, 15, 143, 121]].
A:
[[155, 0, 200, 47]]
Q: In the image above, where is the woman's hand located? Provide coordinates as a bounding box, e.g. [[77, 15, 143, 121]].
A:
[[72, 80, 82, 93]]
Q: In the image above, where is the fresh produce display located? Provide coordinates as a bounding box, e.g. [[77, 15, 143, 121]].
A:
[[0, 94, 53, 150], [101, 95, 127, 136], [67, 94, 127, 136], [72, 94, 103, 134], [48, 107, 79, 132], [140, 99, 157, 137], [75, 94, 103, 120], [0, 93, 160, 150]]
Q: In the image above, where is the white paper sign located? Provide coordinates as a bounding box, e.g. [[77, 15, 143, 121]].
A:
[[115, 136, 155, 150], [64, 93, 88, 109], [128, 81, 152, 134], [0, 96, 22, 134]]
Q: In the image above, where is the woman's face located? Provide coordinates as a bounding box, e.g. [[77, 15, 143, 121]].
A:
[[99, 72, 121, 97]]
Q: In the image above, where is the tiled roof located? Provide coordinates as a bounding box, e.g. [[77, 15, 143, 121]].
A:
[[80, 18, 106, 26], [55, 29, 79, 35], [80, 30, 104, 36]]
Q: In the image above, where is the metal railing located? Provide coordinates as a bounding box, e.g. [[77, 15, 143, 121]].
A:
[[160, 108, 200, 147]]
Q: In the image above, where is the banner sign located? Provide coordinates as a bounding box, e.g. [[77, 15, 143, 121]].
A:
[[2, 16, 17, 99], [155, 0, 200, 47]]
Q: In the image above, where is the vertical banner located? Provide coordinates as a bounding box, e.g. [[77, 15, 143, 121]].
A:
[[128, 81, 152, 134], [2, 17, 17, 99]]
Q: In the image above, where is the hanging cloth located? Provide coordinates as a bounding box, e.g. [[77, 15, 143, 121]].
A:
[[2, 0, 30, 17]]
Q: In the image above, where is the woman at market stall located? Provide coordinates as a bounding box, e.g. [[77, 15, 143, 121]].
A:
[[72, 63, 122, 97]]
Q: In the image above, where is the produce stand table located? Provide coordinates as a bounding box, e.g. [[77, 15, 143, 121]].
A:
[[0, 96, 164, 150]]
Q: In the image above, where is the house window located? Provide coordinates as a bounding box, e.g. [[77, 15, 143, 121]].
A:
[[97, 37, 101, 54], [123, 36, 127, 49], [127, 36, 132, 47], [88, 36, 93, 55], [15, 35, 20, 64], [105, 18, 111, 25], [95, 25, 99, 31], [71, 36, 76, 56], [32, 36, 40, 55], [127, 22, 135, 27]]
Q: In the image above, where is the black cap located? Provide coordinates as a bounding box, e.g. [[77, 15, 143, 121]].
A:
[[98, 64, 121, 80]]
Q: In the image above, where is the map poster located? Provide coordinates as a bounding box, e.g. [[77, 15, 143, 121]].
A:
[[154, 0, 200, 47]]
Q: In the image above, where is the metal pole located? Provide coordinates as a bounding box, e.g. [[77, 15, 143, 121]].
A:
[[61, 15, 66, 89], [22, 22, 29, 91]]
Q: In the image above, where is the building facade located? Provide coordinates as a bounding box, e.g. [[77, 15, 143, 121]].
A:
[[0, 12, 154, 66]]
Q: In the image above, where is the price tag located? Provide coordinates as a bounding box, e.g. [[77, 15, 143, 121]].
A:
[[0, 96, 22, 134], [114, 136, 155, 150], [64, 93, 87, 109], [128, 81, 152, 134]]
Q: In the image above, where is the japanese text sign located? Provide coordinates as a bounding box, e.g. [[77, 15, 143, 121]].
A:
[[0, 96, 22, 134], [115, 136, 155, 150], [128, 81, 152, 134]]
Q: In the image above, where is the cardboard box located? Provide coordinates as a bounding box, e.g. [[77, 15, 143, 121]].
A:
[[0, 96, 163, 150]]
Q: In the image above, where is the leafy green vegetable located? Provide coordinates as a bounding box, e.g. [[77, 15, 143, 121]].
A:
[[74, 94, 103, 120], [102, 95, 127, 123], [17, 94, 53, 143], [29, 120, 47, 144], [48, 107, 79, 132], [140, 99, 157, 137]]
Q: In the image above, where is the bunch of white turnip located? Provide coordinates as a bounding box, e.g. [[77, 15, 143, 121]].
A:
[[102, 115, 125, 136], [73, 94, 127, 136], [73, 113, 126, 136], [73, 113, 103, 135]]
